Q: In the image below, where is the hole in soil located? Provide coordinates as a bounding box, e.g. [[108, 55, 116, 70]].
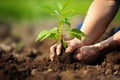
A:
[[0, 49, 5, 58], [115, 59, 120, 64], [28, 52, 37, 58]]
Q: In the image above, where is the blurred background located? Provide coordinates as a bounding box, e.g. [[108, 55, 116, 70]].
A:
[[0, 0, 120, 45]]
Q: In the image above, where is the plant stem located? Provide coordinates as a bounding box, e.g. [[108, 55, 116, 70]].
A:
[[58, 10, 65, 55], [60, 34, 65, 55], [58, 10, 63, 42]]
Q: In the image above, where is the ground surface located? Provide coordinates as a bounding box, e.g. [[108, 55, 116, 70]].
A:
[[0, 22, 120, 80]]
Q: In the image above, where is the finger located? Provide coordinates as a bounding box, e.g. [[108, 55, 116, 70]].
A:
[[50, 44, 57, 61], [50, 44, 57, 54], [74, 48, 83, 60], [50, 53, 54, 61], [74, 53, 82, 60], [56, 43, 62, 55], [65, 42, 76, 53], [65, 46, 73, 53]]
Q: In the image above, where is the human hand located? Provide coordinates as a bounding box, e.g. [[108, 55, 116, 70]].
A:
[[50, 38, 84, 61], [74, 44, 101, 63]]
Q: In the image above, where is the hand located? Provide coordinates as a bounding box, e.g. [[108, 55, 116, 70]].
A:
[[74, 44, 101, 63], [50, 38, 84, 61]]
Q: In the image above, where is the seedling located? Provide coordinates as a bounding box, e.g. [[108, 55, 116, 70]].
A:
[[36, 0, 87, 53]]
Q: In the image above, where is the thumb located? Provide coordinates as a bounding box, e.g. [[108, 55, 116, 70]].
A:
[[74, 53, 83, 60], [65, 46, 75, 53], [65, 41, 77, 53]]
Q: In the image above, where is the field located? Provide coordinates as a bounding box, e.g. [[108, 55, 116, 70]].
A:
[[0, 18, 120, 80], [0, 0, 120, 80]]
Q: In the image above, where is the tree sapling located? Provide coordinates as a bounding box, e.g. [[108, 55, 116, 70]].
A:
[[36, 0, 87, 62]]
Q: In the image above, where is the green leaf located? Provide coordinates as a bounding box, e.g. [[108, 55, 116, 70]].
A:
[[62, 0, 72, 10], [63, 41, 67, 48], [36, 30, 48, 41], [64, 18, 71, 27], [52, 1, 61, 14], [70, 28, 87, 40], [42, 1, 61, 16], [42, 5, 56, 15], [48, 32, 60, 40], [36, 27, 60, 41], [63, 10, 75, 16], [54, 10, 60, 16], [54, 1, 62, 10], [63, 10, 81, 18]]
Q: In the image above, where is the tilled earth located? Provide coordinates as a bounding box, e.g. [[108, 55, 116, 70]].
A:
[[0, 30, 120, 80]]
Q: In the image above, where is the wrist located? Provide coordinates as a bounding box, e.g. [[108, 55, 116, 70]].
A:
[[81, 38, 94, 46], [72, 38, 85, 47]]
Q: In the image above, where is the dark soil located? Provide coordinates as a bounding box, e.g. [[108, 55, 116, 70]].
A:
[[0, 27, 120, 80]]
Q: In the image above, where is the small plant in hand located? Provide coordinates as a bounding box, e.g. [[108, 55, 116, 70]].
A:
[[36, 0, 87, 63]]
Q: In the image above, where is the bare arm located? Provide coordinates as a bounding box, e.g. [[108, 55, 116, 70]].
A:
[[49, 0, 120, 60], [81, 0, 120, 45]]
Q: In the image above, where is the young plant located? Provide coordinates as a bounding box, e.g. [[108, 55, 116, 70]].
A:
[[36, 0, 87, 54]]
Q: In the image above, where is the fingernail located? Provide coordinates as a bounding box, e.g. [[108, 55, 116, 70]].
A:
[[50, 57, 53, 61], [51, 58, 53, 61], [57, 51, 60, 55], [50, 54, 54, 61]]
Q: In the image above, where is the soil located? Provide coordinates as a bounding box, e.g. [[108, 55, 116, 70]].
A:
[[0, 26, 120, 80]]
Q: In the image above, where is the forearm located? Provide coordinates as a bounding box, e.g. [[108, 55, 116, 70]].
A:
[[81, 0, 119, 45], [102, 31, 120, 47], [94, 31, 120, 54]]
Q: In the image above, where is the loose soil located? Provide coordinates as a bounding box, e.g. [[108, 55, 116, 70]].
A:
[[0, 27, 120, 80]]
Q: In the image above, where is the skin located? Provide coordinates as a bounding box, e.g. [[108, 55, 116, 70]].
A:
[[50, 0, 120, 62], [74, 31, 120, 63]]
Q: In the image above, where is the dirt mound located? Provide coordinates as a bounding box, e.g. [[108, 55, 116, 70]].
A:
[[0, 35, 120, 80], [0, 27, 120, 80]]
